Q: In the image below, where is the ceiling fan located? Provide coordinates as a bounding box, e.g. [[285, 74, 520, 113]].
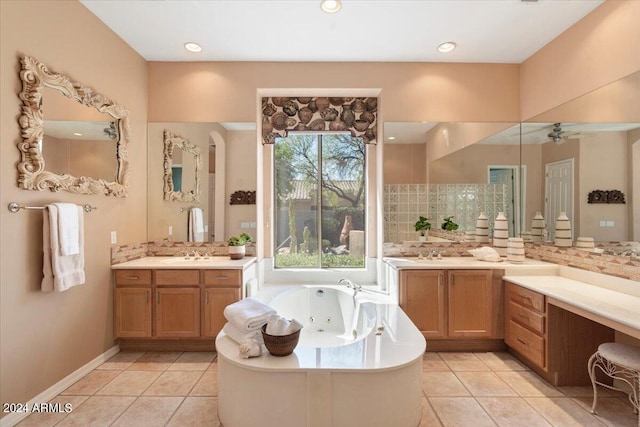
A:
[[547, 123, 595, 143]]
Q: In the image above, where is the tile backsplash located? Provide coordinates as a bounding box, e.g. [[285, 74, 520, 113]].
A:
[[111, 241, 256, 264]]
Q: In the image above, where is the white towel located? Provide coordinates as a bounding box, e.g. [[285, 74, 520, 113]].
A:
[[42, 205, 85, 292], [266, 314, 303, 336], [54, 203, 79, 255], [223, 297, 276, 332], [188, 207, 204, 242], [223, 322, 264, 345]]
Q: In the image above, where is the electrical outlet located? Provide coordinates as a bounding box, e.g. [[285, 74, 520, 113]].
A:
[[241, 222, 250, 229], [110, 231, 117, 244], [250, 222, 257, 228], [204, 225, 208, 232], [606, 220, 614, 227], [599, 221, 606, 227], [168, 225, 173, 236]]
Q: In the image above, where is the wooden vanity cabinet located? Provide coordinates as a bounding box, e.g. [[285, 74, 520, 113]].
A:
[[202, 270, 242, 338], [504, 283, 547, 370], [399, 269, 502, 348], [114, 270, 152, 338]]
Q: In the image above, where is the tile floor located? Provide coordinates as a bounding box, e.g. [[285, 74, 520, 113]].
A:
[[16, 351, 638, 426]]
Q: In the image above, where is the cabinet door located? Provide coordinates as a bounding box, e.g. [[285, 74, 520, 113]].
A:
[[202, 287, 241, 337], [115, 287, 152, 338], [399, 270, 446, 338], [447, 270, 493, 338], [156, 288, 201, 337]]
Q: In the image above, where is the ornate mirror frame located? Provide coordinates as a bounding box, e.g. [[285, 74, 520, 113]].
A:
[[163, 129, 201, 203], [17, 56, 130, 197]]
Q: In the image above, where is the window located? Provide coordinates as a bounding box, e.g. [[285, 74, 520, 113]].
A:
[[274, 133, 366, 268]]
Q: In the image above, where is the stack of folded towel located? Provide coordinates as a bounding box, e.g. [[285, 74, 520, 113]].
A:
[[265, 314, 303, 336], [222, 297, 276, 345]]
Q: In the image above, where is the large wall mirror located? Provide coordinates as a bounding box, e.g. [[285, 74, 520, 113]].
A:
[[524, 70, 640, 244], [17, 56, 129, 196], [383, 122, 521, 243], [148, 122, 257, 243]]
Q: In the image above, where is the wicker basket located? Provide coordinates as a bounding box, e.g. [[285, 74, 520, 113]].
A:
[[261, 324, 301, 357]]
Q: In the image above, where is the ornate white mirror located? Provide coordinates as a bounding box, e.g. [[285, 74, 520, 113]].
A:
[[17, 56, 130, 196], [163, 129, 201, 202]]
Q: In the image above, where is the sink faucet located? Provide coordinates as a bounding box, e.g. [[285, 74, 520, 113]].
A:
[[192, 250, 200, 259]]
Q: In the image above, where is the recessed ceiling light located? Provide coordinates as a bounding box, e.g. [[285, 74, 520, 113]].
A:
[[387, 136, 396, 140], [320, 0, 341, 13], [437, 42, 457, 53], [73, 132, 82, 136], [184, 42, 202, 53]]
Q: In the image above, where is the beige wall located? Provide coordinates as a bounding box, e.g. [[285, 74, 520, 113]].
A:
[[383, 144, 427, 184], [428, 144, 520, 184], [630, 128, 640, 241], [520, 0, 640, 120], [0, 0, 147, 411], [69, 139, 119, 181], [521, 144, 544, 231], [426, 122, 516, 163], [42, 135, 71, 176], [225, 130, 258, 239]]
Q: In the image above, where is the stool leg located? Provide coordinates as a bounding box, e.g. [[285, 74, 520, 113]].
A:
[[588, 352, 599, 414]]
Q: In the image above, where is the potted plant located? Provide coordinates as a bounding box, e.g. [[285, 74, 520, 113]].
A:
[[414, 216, 431, 242], [228, 232, 252, 260], [441, 216, 459, 231]]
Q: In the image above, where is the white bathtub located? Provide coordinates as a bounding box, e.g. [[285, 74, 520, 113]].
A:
[[216, 285, 426, 427]]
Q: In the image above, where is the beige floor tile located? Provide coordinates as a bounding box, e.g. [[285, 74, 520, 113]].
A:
[[167, 397, 221, 427], [439, 352, 491, 371], [127, 352, 183, 371], [558, 385, 626, 398], [144, 371, 204, 396], [525, 397, 606, 427], [96, 351, 144, 371], [17, 396, 89, 427], [496, 371, 564, 397], [429, 397, 497, 427], [455, 371, 518, 397], [111, 396, 184, 427], [420, 397, 443, 426], [168, 352, 215, 371], [477, 397, 552, 426], [573, 397, 639, 427], [190, 371, 218, 396], [95, 371, 161, 396], [423, 371, 471, 397], [423, 353, 451, 372], [60, 370, 121, 395], [55, 396, 135, 427], [474, 352, 529, 371]]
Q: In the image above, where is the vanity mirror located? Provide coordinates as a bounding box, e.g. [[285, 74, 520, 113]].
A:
[[383, 122, 521, 243], [17, 56, 129, 196], [523, 70, 640, 243], [163, 129, 201, 203]]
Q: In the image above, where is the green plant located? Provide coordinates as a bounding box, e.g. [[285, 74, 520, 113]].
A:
[[228, 232, 253, 246], [441, 216, 459, 231], [414, 216, 431, 235]]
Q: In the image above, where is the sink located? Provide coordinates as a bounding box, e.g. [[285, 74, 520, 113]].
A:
[[159, 257, 228, 265]]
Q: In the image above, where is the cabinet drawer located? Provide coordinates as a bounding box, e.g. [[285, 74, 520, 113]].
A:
[[506, 283, 545, 313], [508, 301, 545, 335], [506, 320, 545, 369], [203, 270, 241, 287], [115, 270, 152, 285], [155, 269, 200, 285]]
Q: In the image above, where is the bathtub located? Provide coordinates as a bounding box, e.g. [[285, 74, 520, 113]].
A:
[[216, 285, 426, 427]]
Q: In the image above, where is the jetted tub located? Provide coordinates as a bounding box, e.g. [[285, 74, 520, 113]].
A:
[[216, 285, 426, 427]]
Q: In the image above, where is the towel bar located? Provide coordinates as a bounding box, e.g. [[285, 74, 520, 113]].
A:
[[7, 202, 97, 213]]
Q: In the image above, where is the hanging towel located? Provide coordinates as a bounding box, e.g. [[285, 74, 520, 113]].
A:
[[222, 322, 264, 345], [188, 207, 204, 242], [54, 203, 79, 255], [42, 204, 85, 292], [223, 297, 276, 332]]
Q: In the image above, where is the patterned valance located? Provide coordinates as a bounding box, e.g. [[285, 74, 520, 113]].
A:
[[261, 97, 378, 145]]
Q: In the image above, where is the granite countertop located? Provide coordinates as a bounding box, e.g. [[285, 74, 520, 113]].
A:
[[111, 256, 257, 270], [383, 256, 558, 273]]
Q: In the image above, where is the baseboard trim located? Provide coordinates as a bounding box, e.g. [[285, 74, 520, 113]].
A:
[[0, 345, 120, 427]]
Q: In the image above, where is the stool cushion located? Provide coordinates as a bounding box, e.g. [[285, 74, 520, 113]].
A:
[[597, 342, 640, 371]]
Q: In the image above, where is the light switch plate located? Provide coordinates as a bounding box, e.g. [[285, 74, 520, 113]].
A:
[[110, 231, 117, 244], [250, 222, 257, 228], [168, 225, 173, 236], [606, 220, 614, 227], [599, 221, 606, 227], [241, 222, 250, 229]]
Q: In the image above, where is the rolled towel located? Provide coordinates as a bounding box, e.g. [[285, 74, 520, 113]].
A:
[[223, 297, 276, 332], [266, 314, 303, 336], [238, 339, 262, 359], [222, 322, 264, 345]]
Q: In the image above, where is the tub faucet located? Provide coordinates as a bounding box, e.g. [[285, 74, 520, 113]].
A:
[[339, 278, 361, 296]]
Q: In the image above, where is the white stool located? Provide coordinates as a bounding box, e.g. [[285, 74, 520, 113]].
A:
[[588, 342, 640, 426]]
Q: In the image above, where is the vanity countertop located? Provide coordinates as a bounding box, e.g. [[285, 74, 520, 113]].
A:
[[384, 256, 558, 273], [503, 274, 640, 338], [111, 256, 257, 270]]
